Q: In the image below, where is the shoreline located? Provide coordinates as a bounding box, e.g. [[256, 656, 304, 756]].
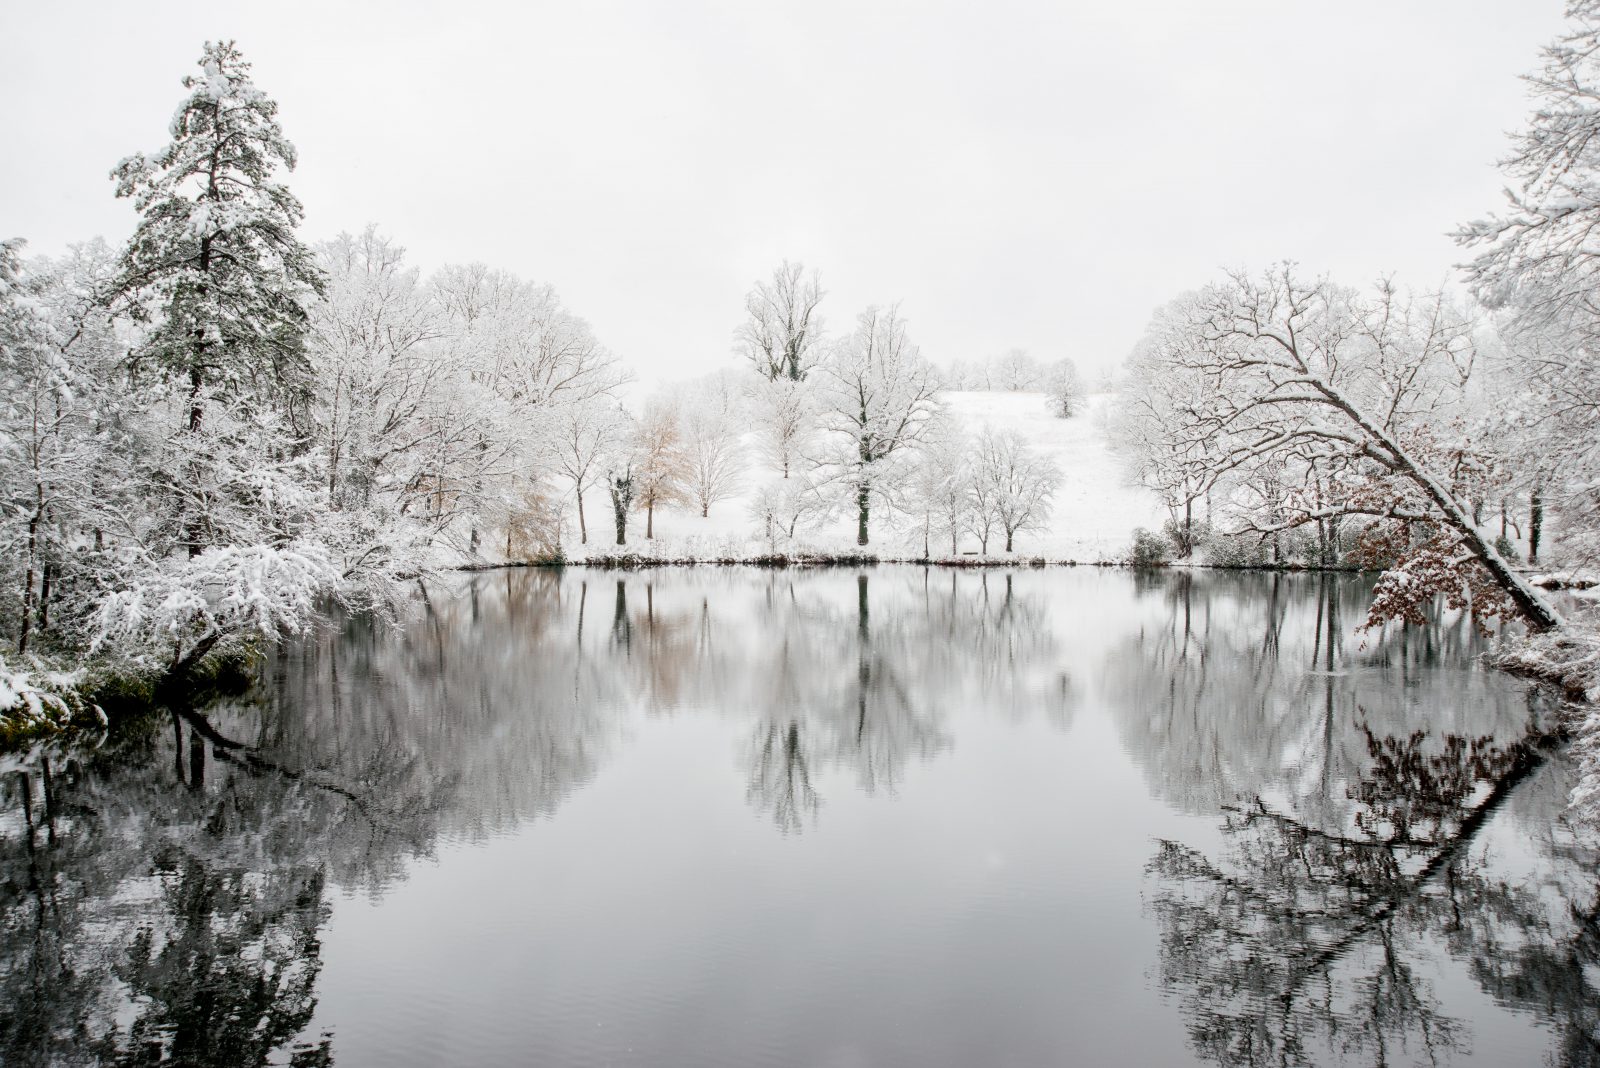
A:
[[6, 560, 1593, 750]]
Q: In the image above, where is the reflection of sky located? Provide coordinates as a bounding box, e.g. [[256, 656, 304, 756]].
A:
[[312, 706, 1213, 1067]]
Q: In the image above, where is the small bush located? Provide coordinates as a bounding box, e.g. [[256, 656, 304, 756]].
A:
[[1128, 527, 1171, 567], [1202, 531, 1268, 568], [1493, 533, 1521, 564]]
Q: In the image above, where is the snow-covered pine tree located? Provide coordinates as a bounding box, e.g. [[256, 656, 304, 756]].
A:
[[86, 42, 340, 675], [110, 40, 324, 561], [112, 40, 323, 422]]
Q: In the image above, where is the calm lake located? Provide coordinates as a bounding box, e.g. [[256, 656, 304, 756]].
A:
[[3, 567, 1595, 1067]]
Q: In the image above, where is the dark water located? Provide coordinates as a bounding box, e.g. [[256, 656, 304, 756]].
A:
[[2, 567, 1595, 1068]]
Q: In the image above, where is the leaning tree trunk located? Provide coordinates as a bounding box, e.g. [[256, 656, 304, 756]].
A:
[[1321, 385, 1562, 630]]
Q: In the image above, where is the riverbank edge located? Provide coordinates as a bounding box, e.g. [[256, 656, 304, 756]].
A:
[[0, 649, 261, 748], [464, 554, 1375, 572], [4, 559, 1592, 748]]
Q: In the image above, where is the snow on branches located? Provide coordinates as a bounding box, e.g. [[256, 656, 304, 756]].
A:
[[0, 656, 102, 737], [90, 541, 340, 675], [1122, 265, 1562, 630]]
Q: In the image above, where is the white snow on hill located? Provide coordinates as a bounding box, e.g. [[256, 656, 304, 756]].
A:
[[563, 391, 1166, 564]]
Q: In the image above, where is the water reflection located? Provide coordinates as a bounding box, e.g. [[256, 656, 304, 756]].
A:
[[1116, 572, 1599, 1067], [1107, 571, 1530, 822], [2, 730, 337, 1066], [1147, 727, 1598, 1068], [0, 567, 1591, 1067]]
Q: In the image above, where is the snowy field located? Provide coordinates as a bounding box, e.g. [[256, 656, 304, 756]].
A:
[[561, 391, 1167, 566]]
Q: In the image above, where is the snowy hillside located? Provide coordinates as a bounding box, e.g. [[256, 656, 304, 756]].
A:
[[563, 391, 1166, 565]]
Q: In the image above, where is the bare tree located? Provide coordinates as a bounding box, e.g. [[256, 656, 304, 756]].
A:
[[630, 398, 689, 539], [747, 375, 814, 479], [1043, 357, 1083, 418], [551, 397, 628, 544], [1457, 2, 1600, 573], [310, 229, 455, 509], [679, 372, 745, 517], [1109, 309, 1216, 558], [748, 473, 828, 551], [943, 358, 981, 391], [904, 414, 973, 557], [1131, 265, 1560, 630], [815, 305, 943, 546], [736, 261, 826, 382], [0, 241, 123, 654], [969, 428, 1062, 553], [991, 348, 1041, 391], [428, 260, 627, 557]]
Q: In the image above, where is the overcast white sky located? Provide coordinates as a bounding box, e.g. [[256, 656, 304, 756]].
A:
[[0, 0, 1572, 385]]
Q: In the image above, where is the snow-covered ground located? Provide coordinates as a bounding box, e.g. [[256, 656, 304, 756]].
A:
[[562, 391, 1167, 565]]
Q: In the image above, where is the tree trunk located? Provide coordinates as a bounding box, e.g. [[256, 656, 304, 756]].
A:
[[18, 496, 40, 655], [1183, 498, 1193, 558], [613, 501, 626, 546], [186, 365, 205, 559], [577, 489, 588, 545], [17, 570, 34, 656], [647, 501, 655, 539], [856, 484, 870, 546], [1529, 486, 1543, 567], [1005, 530, 1014, 552], [1320, 386, 1561, 629], [37, 562, 53, 634], [166, 630, 223, 682]]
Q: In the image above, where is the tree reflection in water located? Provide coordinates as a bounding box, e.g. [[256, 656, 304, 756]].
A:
[[1, 723, 339, 1067], [4, 567, 1589, 1067], [738, 570, 1068, 831], [1124, 574, 1600, 1067], [0, 566, 1073, 1062]]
